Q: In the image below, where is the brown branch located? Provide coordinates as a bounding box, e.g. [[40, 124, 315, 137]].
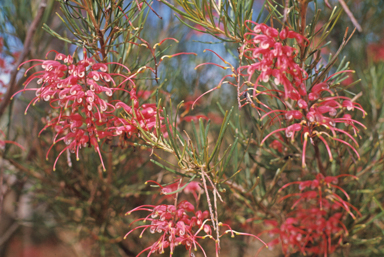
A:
[[0, 0, 47, 119], [6, 158, 50, 184], [102, 150, 113, 221], [0, 158, 3, 217], [325, 0, 362, 32], [338, 0, 362, 32], [200, 167, 220, 257], [0, 222, 19, 246], [83, 0, 107, 60], [97, 29, 107, 60], [314, 143, 326, 176], [298, 0, 310, 64], [299, 0, 309, 37]]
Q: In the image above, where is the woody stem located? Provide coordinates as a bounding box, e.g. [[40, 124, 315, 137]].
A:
[[314, 142, 326, 176]]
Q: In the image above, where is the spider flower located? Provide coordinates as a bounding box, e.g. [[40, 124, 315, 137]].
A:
[[125, 183, 267, 256], [259, 71, 367, 167], [262, 174, 360, 256], [125, 201, 211, 257], [13, 49, 160, 171], [239, 22, 366, 167], [240, 21, 308, 100]]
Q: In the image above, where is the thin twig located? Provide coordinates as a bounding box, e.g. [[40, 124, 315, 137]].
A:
[[213, 183, 220, 252], [0, 222, 19, 246], [312, 27, 356, 87], [299, 0, 310, 65], [283, 0, 290, 24], [174, 178, 182, 208], [314, 143, 325, 176], [0, 0, 47, 118], [200, 167, 224, 255], [201, 167, 216, 228], [6, 158, 50, 184], [200, 166, 219, 257], [338, 0, 362, 32], [0, 158, 3, 217]]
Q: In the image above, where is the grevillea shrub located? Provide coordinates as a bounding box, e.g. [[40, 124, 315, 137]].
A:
[[1, 0, 384, 256], [191, 19, 367, 255]]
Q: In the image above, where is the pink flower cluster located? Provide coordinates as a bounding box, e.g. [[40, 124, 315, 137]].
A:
[[14, 49, 159, 171], [240, 22, 366, 167], [126, 180, 267, 256], [264, 174, 360, 256], [125, 200, 213, 257], [240, 21, 308, 100]]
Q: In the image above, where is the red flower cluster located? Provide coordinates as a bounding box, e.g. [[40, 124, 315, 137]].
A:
[[240, 21, 308, 100], [126, 180, 267, 256], [259, 71, 366, 167], [125, 201, 214, 257], [238, 22, 366, 167], [264, 174, 360, 256], [13, 49, 159, 171]]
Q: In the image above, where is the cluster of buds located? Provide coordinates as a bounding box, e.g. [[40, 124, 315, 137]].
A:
[[264, 174, 360, 256], [13, 49, 159, 171], [239, 22, 366, 167]]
